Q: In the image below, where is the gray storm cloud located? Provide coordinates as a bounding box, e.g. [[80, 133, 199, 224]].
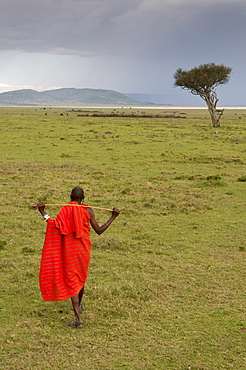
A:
[[1, 0, 245, 61]]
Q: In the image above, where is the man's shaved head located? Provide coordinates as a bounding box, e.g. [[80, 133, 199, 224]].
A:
[[70, 187, 84, 201]]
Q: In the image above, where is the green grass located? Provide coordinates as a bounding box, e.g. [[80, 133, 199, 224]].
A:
[[0, 107, 246, 369]]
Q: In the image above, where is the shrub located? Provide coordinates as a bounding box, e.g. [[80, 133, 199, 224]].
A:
[[237, 175, 246, 182]]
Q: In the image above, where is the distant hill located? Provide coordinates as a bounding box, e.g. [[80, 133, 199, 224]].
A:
[[0, 88, 154, 107]]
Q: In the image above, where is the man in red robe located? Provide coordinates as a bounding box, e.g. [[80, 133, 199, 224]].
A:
[[38, 187, 120, 328]]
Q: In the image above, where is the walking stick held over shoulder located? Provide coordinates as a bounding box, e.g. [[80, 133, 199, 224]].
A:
[[30, 203, 113, 212]]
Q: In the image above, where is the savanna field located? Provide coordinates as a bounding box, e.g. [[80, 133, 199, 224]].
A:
[[0, 106, 245, 369]]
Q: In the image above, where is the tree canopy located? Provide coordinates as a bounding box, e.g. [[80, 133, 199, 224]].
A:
[[174, 63, 231, 96]]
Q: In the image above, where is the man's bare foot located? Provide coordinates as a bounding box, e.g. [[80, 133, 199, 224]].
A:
[[68, 321, 82, 329]]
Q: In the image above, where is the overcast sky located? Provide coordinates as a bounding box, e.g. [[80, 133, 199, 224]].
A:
[[0, 0, 245, 105]]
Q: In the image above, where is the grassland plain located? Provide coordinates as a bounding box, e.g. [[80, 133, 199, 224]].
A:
[[0, 107, 246, 369]]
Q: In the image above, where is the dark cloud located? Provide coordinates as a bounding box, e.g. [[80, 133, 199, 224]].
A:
[[1, 0, 245, 61], [0, 0, 142, 55], [169, 2, 246, 60]]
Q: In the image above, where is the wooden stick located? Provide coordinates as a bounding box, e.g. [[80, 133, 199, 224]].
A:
[[30, 203, 113, 212]]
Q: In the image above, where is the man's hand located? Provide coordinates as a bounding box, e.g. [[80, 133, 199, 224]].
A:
[[112, 207, 120, 218], [37, 202, 46, 215]]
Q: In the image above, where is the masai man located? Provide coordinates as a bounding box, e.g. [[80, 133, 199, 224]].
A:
[[38, 187, 120, 328]]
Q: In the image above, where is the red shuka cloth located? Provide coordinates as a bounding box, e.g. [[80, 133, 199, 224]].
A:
[[39, 202, 92, 301]]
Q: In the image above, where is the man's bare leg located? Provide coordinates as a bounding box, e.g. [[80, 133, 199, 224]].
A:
[[79, 286, 84, 311], [70, 294, 82, 327]]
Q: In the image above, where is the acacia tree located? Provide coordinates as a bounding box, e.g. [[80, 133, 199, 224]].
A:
[[174, 63, 232, 127]]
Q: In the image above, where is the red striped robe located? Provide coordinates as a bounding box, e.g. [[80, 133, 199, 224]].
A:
[[39, 202, 92, 301]]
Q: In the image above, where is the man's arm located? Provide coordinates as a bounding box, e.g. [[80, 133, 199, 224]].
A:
[[37, 202, 50, 221], [88, 207, 120, 235]]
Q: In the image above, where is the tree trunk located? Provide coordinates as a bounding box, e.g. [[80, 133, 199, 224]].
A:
[[204, 94, 220, 127], [208, 104, 220, 127]]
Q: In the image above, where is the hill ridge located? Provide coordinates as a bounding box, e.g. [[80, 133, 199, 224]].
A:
[[0, 87, 153, 107]]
